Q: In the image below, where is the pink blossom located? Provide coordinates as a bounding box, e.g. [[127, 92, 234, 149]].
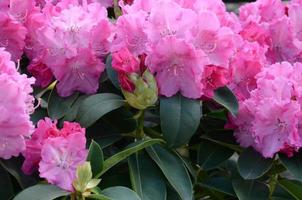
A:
[[22, 118, 58, 174], [146, 37, 208, 98], [202, 65, 229, 98], [229, 41, 267, 101], [39, 132, 87, 191], [0, 48, 35, 159], [190, 11, 238, 68], [0, 12, 27, 61], [28, 60, 54, 88], [112, 47, 140, 73]]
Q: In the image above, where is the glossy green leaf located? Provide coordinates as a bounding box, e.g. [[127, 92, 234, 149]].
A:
[[87, 140, 104, 177], [63, 95, 88, 121], [76, 93, 124, 128], [232, 179, 269, 200], [13, 184, 70, 200], [102, 186, 141, 200], [106, 54, 120, 89], [160, 94, 201, 147], [0, 165, 14, 200], [47, 90, 78, 119], [87, 194, 111, 200], [237, 148, 273, 179], [128, 151, 167, 200], [97, 139, 164, 178], [279, 152, 302, 182], [197, 140, 234, 170], [199, 177, 236, 197], [147, 145, 193, 200], [278, 179, 302, 200], [213, 86, 238, 116], [272, 185, 296, 200]]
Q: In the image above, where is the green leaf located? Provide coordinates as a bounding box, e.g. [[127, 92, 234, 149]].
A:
[[272, 185, 296, 200], [213, 86, 238, 116], [147, 145, 193, 200], [87, 140, 104, 177], [97, 139, 164, 178], [232, 179, 269, 200], [199, 177, 236, 197], [13, 184, 70, 200], [237, 148, 273, 179], [197, 140, 234, 170], [278, 179, 302, 200], [128, 151, 167, 200], [47, 90, 78, 119], [160, 94, 201, 147], [106, 54, 120, 89], [87, 194, 111, 200], [63, 95, 88, 121], [76, 93, 124, 128], [102, 186, 141, 200], [279, 152, 302, 182], [0, 165, 14, 200], [94, 135, 122, 149]]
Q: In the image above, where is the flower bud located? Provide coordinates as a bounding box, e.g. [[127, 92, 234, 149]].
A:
[[122, 69, 158, 110], [73, 162, 101, 193]]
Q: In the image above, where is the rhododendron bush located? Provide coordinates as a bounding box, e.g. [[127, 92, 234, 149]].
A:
[[2, 0, 302, 199]]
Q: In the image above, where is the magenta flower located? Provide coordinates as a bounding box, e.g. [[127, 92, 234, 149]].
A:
[[112, 47, 140, 73]]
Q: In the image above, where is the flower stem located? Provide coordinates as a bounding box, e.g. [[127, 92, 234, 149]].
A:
[[135, 110, 145, 139], [269, 174, 278, 200]]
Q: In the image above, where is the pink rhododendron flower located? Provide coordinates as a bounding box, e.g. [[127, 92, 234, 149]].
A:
[[23, 118, 87, 191], [190, 11, 238, 68], [0, 48, 35, 159], [22, 118, 58, 174], [231, 62, 302, 158], [39, 132, 87, 191], [28, 60, 54, 88], [202, 65, 229, 98], [146, 37, 208, 98], [0, 12, 27, 61], [112, 47, 140, 73], [26, 1, 112, 96], [229, 41, 267, 101]]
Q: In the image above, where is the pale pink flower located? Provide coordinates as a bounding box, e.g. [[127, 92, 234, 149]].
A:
[[146, 37, 208, 98]]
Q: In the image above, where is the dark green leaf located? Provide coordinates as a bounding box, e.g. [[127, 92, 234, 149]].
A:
[[197, 140, 234, 170], [63, 95, 88, 121], [106, 54, 120, 89], [160, 94, 201, 147], [76, 93, 124, 128], [128, 151, 167, 200], [279, 152, 302, 182], [87, 140, 104, 177], [13, 184, 70, 200], [147, 145, 193, 200], [87, 194, 111, 200], [47, 90, 78, 119], [94, 135, 123, 149], [237, 148, 273, 179], [199, 177, 236, 197], [213, 86, 238, 116], [102, 186, 141, 200], [97, 139, 164, 178], [0, 165, 14, 200], [278, 179, 302, 200], [272, 185, 296, 200], [232, 179, 269, 200]]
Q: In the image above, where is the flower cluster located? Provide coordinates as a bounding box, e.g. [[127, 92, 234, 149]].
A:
[[0, 48, 35, 159], [112, 0, 239, 99], [228, 0, 302, 158], [22, 118, 88, 191]]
